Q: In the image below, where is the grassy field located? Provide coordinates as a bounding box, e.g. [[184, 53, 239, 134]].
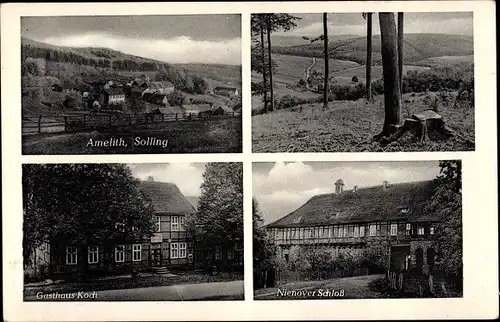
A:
[[252, 93, 474, 152], [23, 117, 242, 154]]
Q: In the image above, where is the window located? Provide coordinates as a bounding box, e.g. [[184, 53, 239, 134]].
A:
[[360, 226, 365, 237], [115, 222, 125, 232], [343, 226, 348, 238], [155, 216, 161, 232], [215, 246, 222, 260], [369, 224, 377, 237], [179, 243, 187, 258], [179, 216, 186, 231], [132, 244, 142, 261], [171, 216, 179, 231], [354, 226, 359, 237], [334, 226, 339, 237], [275, 229, 279, 240], [308, 228, 313, 238], [66, 246, 78, 265], [390, 223, 398, 236], [430, 226, 435, 235], [417, 226, 425, 235], [170, 243, 179, 259], [115, 245, 125, 263], [227, 248, 234, 259], [406, 223, 412, 235], [88, 246, 99, 264]]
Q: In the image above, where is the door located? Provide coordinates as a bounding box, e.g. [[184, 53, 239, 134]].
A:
[[152, 248, 162, 267]]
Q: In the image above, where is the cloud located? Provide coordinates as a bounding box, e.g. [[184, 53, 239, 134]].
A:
[[281, 17, 473, 37], [131, 163, 204, 197], [41, 32, 241, 65]]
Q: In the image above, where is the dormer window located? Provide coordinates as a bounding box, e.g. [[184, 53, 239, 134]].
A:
[[400, 207, 410, 214], [293, 216, 303, 224]]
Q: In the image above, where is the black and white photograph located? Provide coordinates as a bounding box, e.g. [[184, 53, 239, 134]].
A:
[[251, 12, 474, 152], [253, 160, 463, 299], [23, 162, 243, 301], [21, 15, 242, 155]]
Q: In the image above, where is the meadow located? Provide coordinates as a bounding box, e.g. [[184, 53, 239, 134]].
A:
[[23, 117, 242, 154], [252, 92, 474, 152]]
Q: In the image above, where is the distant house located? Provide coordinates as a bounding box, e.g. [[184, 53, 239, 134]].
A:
[[130, 82, 148, 98], [142, 81, 175, 96], [143, 93, 170, 106], [234, 107, 242, 115], [99, 87, 125, 107], [212, 105, 234, 116], [51, 84, 63, 92], [181, 104, 213, 117], [214, 86, 239, 97]]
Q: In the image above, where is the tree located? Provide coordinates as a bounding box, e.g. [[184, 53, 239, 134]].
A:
[[167, 89, 187, 107], [188, 163, 243, 250], [377, 13, 402, 138], [154, 65, 168, 81], [322, 13, 329, 109], [363, 12, 373, 101], [256, 15, 269, 113], [22, 164, 156, 273], [192, 75, 208, 94], [253, 198, 277, 272], [427, 160, 462, 287], [397, 13, 404, 96]]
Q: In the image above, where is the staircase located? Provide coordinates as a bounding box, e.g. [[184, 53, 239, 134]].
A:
[[152, 267, 170, 275]]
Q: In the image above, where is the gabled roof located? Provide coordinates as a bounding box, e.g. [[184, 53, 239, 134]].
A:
[[139, 181, 196, 214], [148, 81, 174, 89], [266, 180, 439, 228], [214, 105, 234, 113], [104, 87, 124, 96], [182, 104, 213, 113]]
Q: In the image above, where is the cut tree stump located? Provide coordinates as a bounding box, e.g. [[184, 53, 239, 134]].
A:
[[379, 110, 464, 145]]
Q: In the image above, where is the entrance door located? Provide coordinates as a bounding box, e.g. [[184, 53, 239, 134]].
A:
[[152, 248, 162, 267]]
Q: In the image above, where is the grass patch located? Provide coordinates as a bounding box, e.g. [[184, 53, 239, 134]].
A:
[[23, 117, 242, 154], [252, 93, 474, 152]]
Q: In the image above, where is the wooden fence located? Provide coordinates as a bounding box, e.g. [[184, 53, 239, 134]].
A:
[[22, 111, 239, 135]]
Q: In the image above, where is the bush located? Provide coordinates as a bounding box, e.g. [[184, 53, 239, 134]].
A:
[[352, 76, 359, 83]]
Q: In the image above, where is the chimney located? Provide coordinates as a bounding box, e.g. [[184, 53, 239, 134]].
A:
[[147, 176, 155, 182], [334, 179, 345, 195], [353, 185, 358, 193], [383, 181, 389, 190]]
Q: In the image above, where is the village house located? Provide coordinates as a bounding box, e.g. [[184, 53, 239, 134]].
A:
[[141, 81, 175, 96], [181, 104, 213, 118], [143, 93, 170, 106], [266, 179, 441, 274], [212, 105, 234, 116], [213, 86, 239, 98], [99, 87, 126, 107], [25, 178, 196, 279]]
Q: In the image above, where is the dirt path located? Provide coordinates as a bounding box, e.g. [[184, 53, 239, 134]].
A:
[[255, 274, 384, 300], [305, 57, 317, 91]]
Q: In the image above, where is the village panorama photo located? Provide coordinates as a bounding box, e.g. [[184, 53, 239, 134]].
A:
[[21, 15, 242, 155], [251, 12, 474, 152], [23, 162, 243, 301], [253, 160, 462, 299]]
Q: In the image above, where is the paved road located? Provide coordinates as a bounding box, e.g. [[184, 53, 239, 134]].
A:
[[255, 274, 384, 300], [26, 280, 244, 301]]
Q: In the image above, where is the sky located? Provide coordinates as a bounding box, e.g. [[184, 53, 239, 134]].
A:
[[128, 163, 206, 197], [253, 161, 442, 225], [21, 15, 241, 65], [274, 12, 473, 37]]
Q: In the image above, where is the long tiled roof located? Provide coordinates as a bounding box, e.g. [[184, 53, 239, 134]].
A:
[[266, 180, 439, 228], [139, 181, 196, 214]]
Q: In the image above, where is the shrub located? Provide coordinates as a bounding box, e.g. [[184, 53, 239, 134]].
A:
[[352, 76, 359, 83]]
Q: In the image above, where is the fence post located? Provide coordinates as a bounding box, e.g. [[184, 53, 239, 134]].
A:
[[64, 116, 67, 132], [83, 114, 86, 128], [175, 113, 178, 121], [38, 115, 42, 133]]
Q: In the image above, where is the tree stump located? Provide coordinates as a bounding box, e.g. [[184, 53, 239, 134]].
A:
[[379, 110, 460, 145]]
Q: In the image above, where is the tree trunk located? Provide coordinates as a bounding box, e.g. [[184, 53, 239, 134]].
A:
[[366, 13, 373, 102], [397, 13, 404, 97], [323, 13, 329, 109], [259, 15, 269, 114], [266, 15, 274, 111], [378, 13, 402, 137]]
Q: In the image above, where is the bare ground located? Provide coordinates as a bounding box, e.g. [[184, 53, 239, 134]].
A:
[[252, 93, 474, 152]]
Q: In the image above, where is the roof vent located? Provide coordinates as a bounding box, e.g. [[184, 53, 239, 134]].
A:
[[147, 176, 155, 182], [335, 179, 345, 194], [383, 181, 389, 190], [353, 185, 358, 192]]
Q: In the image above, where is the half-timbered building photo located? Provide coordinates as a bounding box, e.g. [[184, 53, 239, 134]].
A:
[[23, 162, 243, 301], [253, 160, 462, 299]]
